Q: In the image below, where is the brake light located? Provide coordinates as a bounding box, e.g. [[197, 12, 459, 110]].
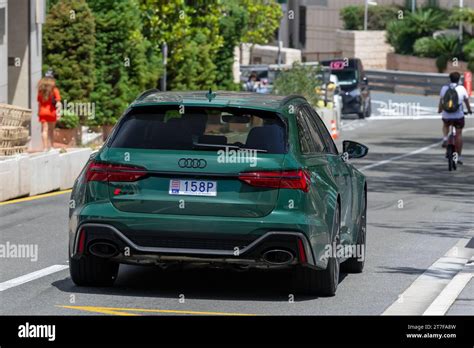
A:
[[85, 161, 147, 182], [297, 238, 307, 263], [77, 228, 86, 254], [238, 169, 310, 192]]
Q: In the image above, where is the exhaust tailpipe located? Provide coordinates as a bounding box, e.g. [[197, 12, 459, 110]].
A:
[[262, 249, 294, 265], [89, 241, 118, 258]]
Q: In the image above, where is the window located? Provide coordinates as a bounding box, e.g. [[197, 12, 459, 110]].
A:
[[109, 106, 287, 154], [299, 6, 306, 48], [299, 107, 325, 153], [305, 105, 338, 154], [295, 111, 312, 154]]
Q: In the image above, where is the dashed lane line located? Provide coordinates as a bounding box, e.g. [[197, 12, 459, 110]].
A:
[[359, 127, 474, 171]]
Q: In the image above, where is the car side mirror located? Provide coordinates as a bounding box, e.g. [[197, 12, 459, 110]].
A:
[[343, 140, 369, 159], [362, 76, 369, 85]]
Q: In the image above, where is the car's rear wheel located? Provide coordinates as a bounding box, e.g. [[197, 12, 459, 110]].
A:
[[341, 190, 366, 273], [69, 253, 119, 287], [292, 204, 340, 297], [365, 100, 371, 118]]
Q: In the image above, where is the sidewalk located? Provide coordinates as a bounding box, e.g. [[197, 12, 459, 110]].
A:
[[447, 276, 474, 315]]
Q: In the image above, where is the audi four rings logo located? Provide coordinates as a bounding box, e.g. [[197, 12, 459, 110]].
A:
[[178, 158, 207, 168]]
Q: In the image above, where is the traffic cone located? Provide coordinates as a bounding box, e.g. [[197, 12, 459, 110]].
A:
[[330, 119, 339, 140]]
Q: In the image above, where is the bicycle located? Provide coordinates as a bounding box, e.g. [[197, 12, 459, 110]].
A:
[[446, 124, 458, 171], [445, 111, 469, 171]]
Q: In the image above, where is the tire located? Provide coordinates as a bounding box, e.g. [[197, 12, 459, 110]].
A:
[[341, 190, 366, 273], [69, 254, 119, 287], [357, 111, 365, 119], [365, 100, 372, 118], [447, 145, 454, 171], [292, 204, 340, 297]]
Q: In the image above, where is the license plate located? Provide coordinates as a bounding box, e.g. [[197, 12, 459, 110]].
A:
[[169, 179, 217, 196]]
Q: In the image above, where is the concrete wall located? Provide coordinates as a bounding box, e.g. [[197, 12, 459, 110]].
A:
[[240, 44, 302, 65], [336, 30, 393, 69], [0, 148, 92, 201], [0, 0, 7, 104], [387, 52, 470, 73]]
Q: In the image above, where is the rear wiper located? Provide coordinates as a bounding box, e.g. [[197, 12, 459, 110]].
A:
[[192, 142, 267, 153]]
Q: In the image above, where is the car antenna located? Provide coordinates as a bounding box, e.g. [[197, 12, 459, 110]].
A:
[[206, 88, 216, 102]]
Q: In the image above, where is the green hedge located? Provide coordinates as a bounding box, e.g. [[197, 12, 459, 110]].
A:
[[340, 5, 400, 30]]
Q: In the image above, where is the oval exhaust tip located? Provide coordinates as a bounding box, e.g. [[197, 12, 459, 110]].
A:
[[89, 242, 118, 258], [262, 249, 294, 265]]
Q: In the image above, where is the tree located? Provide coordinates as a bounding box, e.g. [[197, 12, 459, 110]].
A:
[[272, 63, 322, 107], [87, 0, 161, 126], [241, 0, 282, 63], [43, 0, 95, 103], [139, 0, 223, 91], [215, 0, 249, 90], [386, 8, 448, 55], [139, 0, 282, 90], [463, 39, 474, 73]]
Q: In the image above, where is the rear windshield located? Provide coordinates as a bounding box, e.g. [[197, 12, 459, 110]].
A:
[[109, 106, 287, 154], [330, 69, 358, 85]]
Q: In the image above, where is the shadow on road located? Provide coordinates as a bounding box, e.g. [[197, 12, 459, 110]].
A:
[[52, 266, 349, 303], [377, 265, 462, 279], [361, 152, 473, 201]]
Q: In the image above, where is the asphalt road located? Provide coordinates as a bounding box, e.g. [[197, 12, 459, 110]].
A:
[[1, 92, 473, 316]]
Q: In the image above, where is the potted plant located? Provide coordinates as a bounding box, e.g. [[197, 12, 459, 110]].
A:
[[54, 110, 80, 146]]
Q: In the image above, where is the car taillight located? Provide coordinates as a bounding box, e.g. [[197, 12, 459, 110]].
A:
[[77, 228, 86, 254], [297, 238, 307, 264], [238, 169, 310, 192], [85, 161, 147, 182]]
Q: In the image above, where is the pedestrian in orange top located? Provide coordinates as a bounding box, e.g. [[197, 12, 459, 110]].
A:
[[37, 70, 61, 151]]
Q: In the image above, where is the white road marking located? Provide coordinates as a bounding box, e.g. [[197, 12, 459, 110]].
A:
[[423, 261, 474, 315], [0, 265, 69, 292], [382, 237, 473, 315], [360, 127, 474, 171], [370, 115, 474, 120], [360, 141, 441, 171]]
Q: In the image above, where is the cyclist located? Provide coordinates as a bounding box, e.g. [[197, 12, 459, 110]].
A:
[[438, 72, 472, 164]]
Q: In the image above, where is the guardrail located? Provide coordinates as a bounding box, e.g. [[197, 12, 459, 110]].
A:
[[365, 69, 456, 96]]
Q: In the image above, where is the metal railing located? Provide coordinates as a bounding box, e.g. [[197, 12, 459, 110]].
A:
[[365, 69, 455, 96]]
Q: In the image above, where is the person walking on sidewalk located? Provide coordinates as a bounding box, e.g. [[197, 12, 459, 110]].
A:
[[438, 72, 472, 164], [37, 70, 61, 151]]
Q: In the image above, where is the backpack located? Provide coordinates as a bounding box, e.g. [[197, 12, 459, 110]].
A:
[[442, 85, 460, 113]]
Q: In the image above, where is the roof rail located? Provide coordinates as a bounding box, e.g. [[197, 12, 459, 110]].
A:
[[136, 88, 161, 100], [279, 94, 307, 107]]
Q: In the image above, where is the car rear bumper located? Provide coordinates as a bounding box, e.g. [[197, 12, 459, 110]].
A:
[[341, 95, 362, 114], [71, 222, 317, 268]]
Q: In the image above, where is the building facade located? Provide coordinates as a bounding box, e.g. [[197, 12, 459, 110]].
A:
[[280, 0, 474, 61], [0, 0, 44, 150]]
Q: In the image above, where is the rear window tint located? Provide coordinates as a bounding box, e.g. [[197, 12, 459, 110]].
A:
[[109, 106, 287, 154]]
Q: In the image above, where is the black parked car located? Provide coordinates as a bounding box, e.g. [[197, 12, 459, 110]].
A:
[[321, 58, 371, 119]]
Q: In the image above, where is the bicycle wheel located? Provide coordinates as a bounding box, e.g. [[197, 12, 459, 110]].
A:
[[447, 145, 454, 171]]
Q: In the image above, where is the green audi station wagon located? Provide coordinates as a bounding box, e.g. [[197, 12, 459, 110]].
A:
[[69, 90, 368, 296]]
